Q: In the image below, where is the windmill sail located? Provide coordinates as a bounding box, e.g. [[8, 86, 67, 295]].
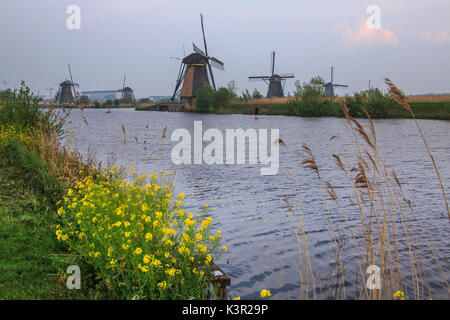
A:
[[249, 51, 295, 98], [193, 43, 206, 56]]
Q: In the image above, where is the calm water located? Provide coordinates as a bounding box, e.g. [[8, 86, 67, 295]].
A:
[[64, 108, 450, 299]]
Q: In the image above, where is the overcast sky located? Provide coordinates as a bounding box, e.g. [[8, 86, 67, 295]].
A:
[[1, 0, 450, 98]]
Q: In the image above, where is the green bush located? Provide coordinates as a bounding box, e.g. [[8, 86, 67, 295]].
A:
[[57, 167, 224, 299], [0, 82, 65, 136], [195, 84, 214, 113]]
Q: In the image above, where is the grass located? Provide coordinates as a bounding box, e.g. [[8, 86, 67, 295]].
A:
[[183, 95, 450, 120], [0, 138, 95, 299]]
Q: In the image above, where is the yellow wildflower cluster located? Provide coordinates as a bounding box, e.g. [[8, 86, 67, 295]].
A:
[[0, 125, 32, 145], [56, 166, 223, 299], [260, 289, 271, 298], [393, 291, 405, 300]]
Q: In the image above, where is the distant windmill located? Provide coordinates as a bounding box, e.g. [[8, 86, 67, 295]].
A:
[[171, 13, 224, 103], [323, 67, 348, 97], [47, 88, 54, 98], [56, 64, 79, 104], [120, 74, 135, 102], [249, 51, 295, 98]]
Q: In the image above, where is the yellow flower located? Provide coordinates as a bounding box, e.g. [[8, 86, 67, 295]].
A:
[[260, 289, 271, 298], [234, 296, 241, 300], [143, 255, 151, 264], [157, 281, 167, 289], [394, 291, 405, 300], [222, 246, 227, 251], [165, 268, 176, 277], [110, 259, 116, 266], [133, 247, 143, 255], [138, 263, 149, 273], [145, 232, 153, 241], [178, 193, 185, 199]]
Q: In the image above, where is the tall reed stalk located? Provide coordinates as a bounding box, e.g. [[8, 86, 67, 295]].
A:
[[280, 80, 449, 299]]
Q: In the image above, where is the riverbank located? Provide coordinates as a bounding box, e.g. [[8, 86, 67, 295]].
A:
[[135, 96, 450, 120], [201, 99, 450, 120], [0, 85, 226, 300]]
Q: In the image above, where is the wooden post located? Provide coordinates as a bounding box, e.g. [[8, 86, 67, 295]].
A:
[[210, 263, 231, 300]]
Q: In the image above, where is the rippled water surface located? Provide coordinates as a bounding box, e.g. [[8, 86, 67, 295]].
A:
[[64, 109, 449, 299]]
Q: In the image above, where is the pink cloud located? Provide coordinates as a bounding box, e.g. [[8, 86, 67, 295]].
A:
[[342, 21, 399, 47], [420, 31, 450, 44]]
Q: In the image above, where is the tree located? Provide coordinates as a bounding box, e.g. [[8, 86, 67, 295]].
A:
[[252, 88, 263, 99], [114, 99, 120, 106], [195, 84, 214, 113], [241, 89, 251, 102], [212, 87, 231, 111], [80, 95, 89, 105], [294, 80, 303, 97], [227, 80, 238, 99], [139, 98, 152, 104]]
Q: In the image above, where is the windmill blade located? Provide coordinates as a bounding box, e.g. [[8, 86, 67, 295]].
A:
[[207, 62, 216, 91], [68, 64, 78, 99], [200, 13, 208, 56], [68, 64, 74, 84], [172, 63, 186, 99], [270, 51, 275, 75], [122, 74, 126, 99], [249, 76, 270, 81], [209, 57, 224, 71], [279, 73, 295, 78], [193, 43, 206, 56], [334, 84, 348, 88]]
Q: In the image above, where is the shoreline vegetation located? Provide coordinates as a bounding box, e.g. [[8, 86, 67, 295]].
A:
[[0, 83, 227, 300], [1, 80, 449, 300], [138, 79, 450, 120], [39, 78, 450, 121]]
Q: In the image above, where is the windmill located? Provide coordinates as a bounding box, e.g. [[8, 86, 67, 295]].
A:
[[171, 13, 224, 103], [249, 51, 294, 98], [56, 64, 79, 104], [323, 67, 348, 97], [120, 74, 135, 102]]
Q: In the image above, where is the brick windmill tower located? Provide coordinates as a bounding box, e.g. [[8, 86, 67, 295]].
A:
[[56, 64, 79, 104], [249, 52, 295, 98], [171, 14, 224, 103]]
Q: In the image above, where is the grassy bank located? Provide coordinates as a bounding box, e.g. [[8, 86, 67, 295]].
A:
[[216, 99, 450, 120], [0, 84, 225, 300]]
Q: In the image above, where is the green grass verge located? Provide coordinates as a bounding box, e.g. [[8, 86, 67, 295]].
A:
[[0, 139, 95, 299]]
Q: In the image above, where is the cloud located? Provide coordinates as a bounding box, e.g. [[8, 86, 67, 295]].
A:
[[420, 31, 450, 44], [342, 21, 399, 47]]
